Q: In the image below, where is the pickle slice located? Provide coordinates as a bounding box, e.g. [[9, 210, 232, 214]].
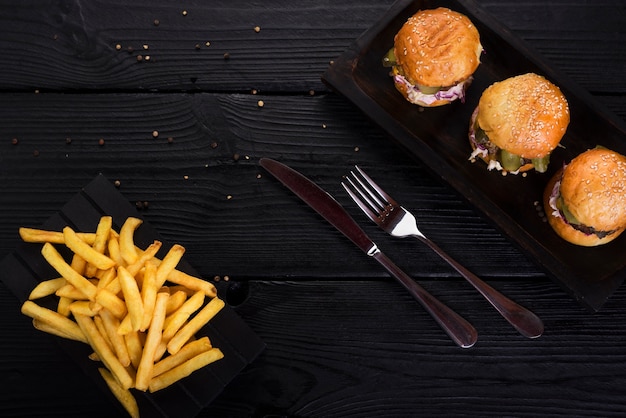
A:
[[557, 197, 580, 225], [532, 155, 550, 173], [500, 149, 522, 172], [382, 48, 396, 67], [417, 84, 441, 95]]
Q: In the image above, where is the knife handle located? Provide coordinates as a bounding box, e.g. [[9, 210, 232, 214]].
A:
[[372, 251, 478, 348]]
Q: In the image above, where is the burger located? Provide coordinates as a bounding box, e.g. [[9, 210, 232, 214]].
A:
[[383, 7, 483, 107], [544, 147, 626, 246], [468, 73, 570, 174]]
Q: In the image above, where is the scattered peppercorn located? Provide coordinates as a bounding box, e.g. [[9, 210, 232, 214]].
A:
[[33, 150, 39, 157], [223, 52, 230, 60], [167, 137, 174, 144], [210, 141, 218, 149], [136, 55, 143, 62], [114, 180, 121, 188], [257, 100, 264, 108], [11, 138, 18, 145], [233, 153, 240, 161], [66, 137, 72, 144], [152, 130, 159, 138], [99, 138, 105, 146], [254, 26, 261, 33], [115, 44, 122, 50], [153, 19, 160, 26], [182, 10, 188, 16]]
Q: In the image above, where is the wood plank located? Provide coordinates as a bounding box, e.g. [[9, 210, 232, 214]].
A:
[[0, 92, 544, 280], [0, 0, 622, 96]]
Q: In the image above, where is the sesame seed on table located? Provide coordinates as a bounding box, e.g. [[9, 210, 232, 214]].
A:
[[0, 1, 626, 417]]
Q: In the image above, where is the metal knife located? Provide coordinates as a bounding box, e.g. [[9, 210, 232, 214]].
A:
[[259, 158, 478, 348]]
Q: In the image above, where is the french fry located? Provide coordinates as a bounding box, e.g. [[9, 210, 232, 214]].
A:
[[135, 292, 169, 391], [69, 300, 101, 317], [152, 336, 212, 378], [42, 242, 98, 300], [119, 217, 143, 264], [19, 227, 96, 245], [156, 244, 185, 288], [167, 297, 225, 355], [164, 290, 187, 315], [117, 266, 144, 332], [140, 261, 158, 331], [163, 291, 205, 341], [167, 269, 217, 298], [100, 309, 131, 368], [56, 284, 90, 300], [95, 288, 127, 319], [149, 348, 224, 393], [85, 216, 113, 277], [98, 368, 140, 418], [124, 330, 143, 370], [126, 241, 162, 277], [28, 277, 66, 300], [20, 218, 226, 416], [75, 313, 134, 390], [32, 318, 86, 343], [107, 235, 124, 268], [63, 226, 116, 271], [21, 300, 87, 344]]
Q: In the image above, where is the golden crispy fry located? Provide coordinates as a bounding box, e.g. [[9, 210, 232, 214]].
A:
[[31, 318, 84, 342], [152, 336, 212, 378], [19, 227, 95, 245], [63, 226, 116, 271], [28, 277, 66, 300], [140, 261, 158, 331], [149, 348, 224, 393], [167, 297, 225, 355], [164, 290, 187, 315], [135, 292, 169, 391], [117, 266, 144, 332], [98, 368, 140, 418], [100, 309, 131, 368], [85, 216, 113, 278], [95, 288, 127, 319], [56, 284, 90, 300], [75, 313, 134, 390], [155, 244, 185, 288], [21, 217, 226, 416], [57, 296, 72, 317], [163, 291, 205, 341], [21, 300, 87, 344], [119, 217, 143, 265], [42, 243, 98, 300], [69, 300, 101, 317], [124, 330, 143, 370], [167, 269, 217, 298], [126, 241, 162, 277]]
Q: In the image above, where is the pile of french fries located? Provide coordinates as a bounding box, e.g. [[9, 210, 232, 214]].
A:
[[19, 216, 225, 418]]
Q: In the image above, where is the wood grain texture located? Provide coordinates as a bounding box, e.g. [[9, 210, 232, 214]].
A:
[[1, 0, 626, 417]]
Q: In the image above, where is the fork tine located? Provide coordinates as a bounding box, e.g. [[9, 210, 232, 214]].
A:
[[354, 166, 398, 206], [341, 180, 379, 223], [349, 171, 387, 210]]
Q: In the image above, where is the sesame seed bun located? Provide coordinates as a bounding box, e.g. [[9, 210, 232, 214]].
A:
[[476, 73, 569, 159], [393, 7, 482, 89], [544, 148, 626, 246]]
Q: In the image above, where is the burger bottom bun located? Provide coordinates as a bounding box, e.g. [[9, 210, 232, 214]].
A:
[[393, 78, 450, 108], [543, 170, 625, 246]]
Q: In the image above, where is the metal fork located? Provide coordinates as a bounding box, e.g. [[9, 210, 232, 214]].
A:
[[342, 166, 544, 339]]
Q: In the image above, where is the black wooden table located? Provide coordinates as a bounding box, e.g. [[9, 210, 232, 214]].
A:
[[1, 1, 626, 417]]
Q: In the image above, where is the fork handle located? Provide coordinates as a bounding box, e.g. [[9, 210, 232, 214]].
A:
[[372, 251, 478, 348], [416, 235, 544, 339]]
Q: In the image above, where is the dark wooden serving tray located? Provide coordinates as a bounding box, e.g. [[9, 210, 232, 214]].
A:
[[0, 174, 265, 417], [322, 0, 626, 311]]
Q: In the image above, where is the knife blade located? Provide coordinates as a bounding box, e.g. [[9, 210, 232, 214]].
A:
[[259, 158, 478, 348]]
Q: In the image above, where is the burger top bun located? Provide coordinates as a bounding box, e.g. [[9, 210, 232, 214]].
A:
[[477, 73, 569, 159], [393, 7, 482, 87], [560, 148, 626, 232], [543, 170, 622, 247]]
